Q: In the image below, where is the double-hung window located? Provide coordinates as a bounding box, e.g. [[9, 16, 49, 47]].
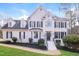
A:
[[23, 32, 25, 39], [54, 22, 60, 28], [6, 32, 8, 39], [19, 32, 21, 39], [10, 32, 12, 38], [61, 22, 64, 28]]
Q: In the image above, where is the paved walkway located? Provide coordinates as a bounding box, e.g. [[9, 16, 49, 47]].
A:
[[0, 43, 61, 56]]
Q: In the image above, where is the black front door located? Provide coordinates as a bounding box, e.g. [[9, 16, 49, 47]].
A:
[[46, 32, 51, 41]]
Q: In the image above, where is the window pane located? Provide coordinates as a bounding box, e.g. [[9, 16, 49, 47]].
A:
[[6, 32, 8, 38], [37, 21, 39, 27], [34, 21, 35, 27], [54, 22, 60, 28], [41, 21, 43, 27], [23, 32, 25, 39], [61, 32, 64, 38], [54, 32, 59, 38], [19, 32, 21, 39], [30, 21, 31, 27], [10, 32, 12, 38], [65, 22, 67, 28], [61, 22, 64, 28]]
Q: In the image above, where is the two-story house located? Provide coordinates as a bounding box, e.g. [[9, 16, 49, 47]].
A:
[[1, 6, 69, 50]]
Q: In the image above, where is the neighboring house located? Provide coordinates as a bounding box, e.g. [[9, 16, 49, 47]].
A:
[[1, 6, 69, 50]]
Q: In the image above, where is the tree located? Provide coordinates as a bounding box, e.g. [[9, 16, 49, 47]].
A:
[[59, 3, 78, 34]]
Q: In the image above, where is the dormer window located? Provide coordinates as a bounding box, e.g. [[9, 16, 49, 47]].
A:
[[20, 20, 26, 28], [8, 22, 12, 27]]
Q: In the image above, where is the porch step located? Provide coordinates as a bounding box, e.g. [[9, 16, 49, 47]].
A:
[[47, 41, 57, 50]]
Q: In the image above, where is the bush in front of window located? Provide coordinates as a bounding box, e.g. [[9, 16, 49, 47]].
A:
[[12, 37, 17, 43], [38, 39, 45, 47], [63, 34, 79, 50], [29, 38, 33, 44]]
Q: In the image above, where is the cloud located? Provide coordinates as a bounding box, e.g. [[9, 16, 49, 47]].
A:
[[0, 11, 13, 20], [19, 9, 29, 16], [13, 7, 29, 19], [18, 15, 28, 20], [71, 7, 75, 11]]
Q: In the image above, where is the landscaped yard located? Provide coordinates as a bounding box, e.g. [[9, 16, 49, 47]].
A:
[[60, 49, 79, 56], [0, 45, 47, 56], [0, 45, 79, 56]]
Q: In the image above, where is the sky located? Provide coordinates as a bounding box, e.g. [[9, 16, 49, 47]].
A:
[[0, 3, 67, 19]]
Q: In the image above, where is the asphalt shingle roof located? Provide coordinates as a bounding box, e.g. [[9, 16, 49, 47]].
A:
[[1, 20, 28, 29]]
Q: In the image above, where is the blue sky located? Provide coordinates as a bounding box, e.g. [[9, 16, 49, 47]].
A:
[[0, 3, 64, 19]]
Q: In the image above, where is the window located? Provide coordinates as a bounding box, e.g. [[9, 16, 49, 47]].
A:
[[54, 22, 60, 28], [39, 32, 41, 38], [34, 21, 35, 27], [46, 21, 52, 27], [54, 32, 66, 39], [37, 21, 39, 27], [23, 32, 25, 39], [6, 32, 8, 38], [65, 22, 67, 28], [54, 32, 59, 38], [61, 22, 64, 28], [54, 22, 56, 28], [34, 31, 38, 38], [61, 32, 64, 38], [61, 32, 66, 38], [30, 21, 31, 27], [8, 22, 12, 27], [41, 21, 43, 27], [10, 32, 12, 38], [19, 32, 21, 39], [37, 21, 43, 27]]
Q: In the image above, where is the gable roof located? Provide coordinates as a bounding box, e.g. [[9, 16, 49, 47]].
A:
[[1, 20, 28, 29]]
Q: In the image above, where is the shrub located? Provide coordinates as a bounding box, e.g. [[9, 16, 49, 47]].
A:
[[63, 34, 79, 44], [3, 40, 11, 44], [38, 39, 45, 47], [29, 38, 33, 44], [63, 34, 79, 49], [12, 37, 17, 43]]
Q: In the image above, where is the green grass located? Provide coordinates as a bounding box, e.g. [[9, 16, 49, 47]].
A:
[[60, 49, 79, 56], [0, 46, 47, 56], [0, 45, 79, 56]]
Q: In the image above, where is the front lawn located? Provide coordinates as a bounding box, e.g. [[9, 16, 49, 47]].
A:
[[0, 45, 47, 56], [60, 49, 79, 56], [0, 45, 79, 56]]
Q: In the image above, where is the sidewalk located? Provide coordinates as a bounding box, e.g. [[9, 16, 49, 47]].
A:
[[0, 43, 61, 56]]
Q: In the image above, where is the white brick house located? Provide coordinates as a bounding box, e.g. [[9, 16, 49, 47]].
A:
[[1, 6, 69, 50]]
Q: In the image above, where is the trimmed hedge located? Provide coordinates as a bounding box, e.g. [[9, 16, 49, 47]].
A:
[[12, 37, 17, 43], [38, 39, 45, 47], [63, 34, 79, 50], [63, 34, 79, 44]]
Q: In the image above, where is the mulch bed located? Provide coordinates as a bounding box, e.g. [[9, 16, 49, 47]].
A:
[[0, 41, 47, 50]]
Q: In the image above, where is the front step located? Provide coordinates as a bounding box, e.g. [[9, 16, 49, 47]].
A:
[[47, 41, 57, 50]]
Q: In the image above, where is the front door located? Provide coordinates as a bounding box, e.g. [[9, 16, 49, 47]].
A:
[[46, 32, 51, 41]]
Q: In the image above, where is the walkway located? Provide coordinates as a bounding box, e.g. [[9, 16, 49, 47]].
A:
[[0, 43, 61, 56]]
